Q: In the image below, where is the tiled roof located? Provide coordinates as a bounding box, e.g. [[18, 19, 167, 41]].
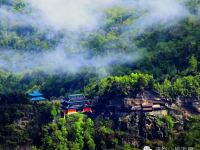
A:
[[31, 97, 46, 101], [29, 91, 43, 97]]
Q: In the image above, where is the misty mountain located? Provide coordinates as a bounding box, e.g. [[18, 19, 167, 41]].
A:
[[0, 0, 200, 149]]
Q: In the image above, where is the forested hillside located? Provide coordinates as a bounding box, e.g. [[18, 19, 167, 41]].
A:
[[0, 0, 200, 149]]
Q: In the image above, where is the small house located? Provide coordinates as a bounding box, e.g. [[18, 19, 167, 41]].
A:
[[142, 103, 153, 111], [28, 91, 47, 102]]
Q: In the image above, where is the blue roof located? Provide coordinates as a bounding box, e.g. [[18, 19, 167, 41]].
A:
[[31, 97, 46, 101], [29, 91, 43, 97]]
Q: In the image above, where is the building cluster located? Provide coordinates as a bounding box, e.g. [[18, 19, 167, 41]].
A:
[[28, 90, 199, 119], [124, 98, 167, 112], [28, 91, 92, 116], [106, 91, 169, 115], [125, 91, 169, 112], [61, 94, 92, 116]]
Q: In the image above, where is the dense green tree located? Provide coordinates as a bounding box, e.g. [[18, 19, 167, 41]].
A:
[[184, 116, 200, 149], [155, 74, 200, 99], [84, 72, 154, 103], [41, 118, 68, 150], [40, 114, 96, 150], [188, 55, 198, 73]]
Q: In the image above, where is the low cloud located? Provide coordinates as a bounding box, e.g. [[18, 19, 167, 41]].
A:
[[27, 0, 123, 31], [0, 0, 195, 74], [0, 47, 141, 75], [27, 0, 190, 32], [132, 0, 190, 34]]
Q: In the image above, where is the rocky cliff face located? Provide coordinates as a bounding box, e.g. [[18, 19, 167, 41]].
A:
[[107, 108, 187, 148]]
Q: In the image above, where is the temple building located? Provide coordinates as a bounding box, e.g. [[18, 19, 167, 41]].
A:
[[28, 90, 47, 102], [61, 94, 92, 116], [124, 98, 167, 112]]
